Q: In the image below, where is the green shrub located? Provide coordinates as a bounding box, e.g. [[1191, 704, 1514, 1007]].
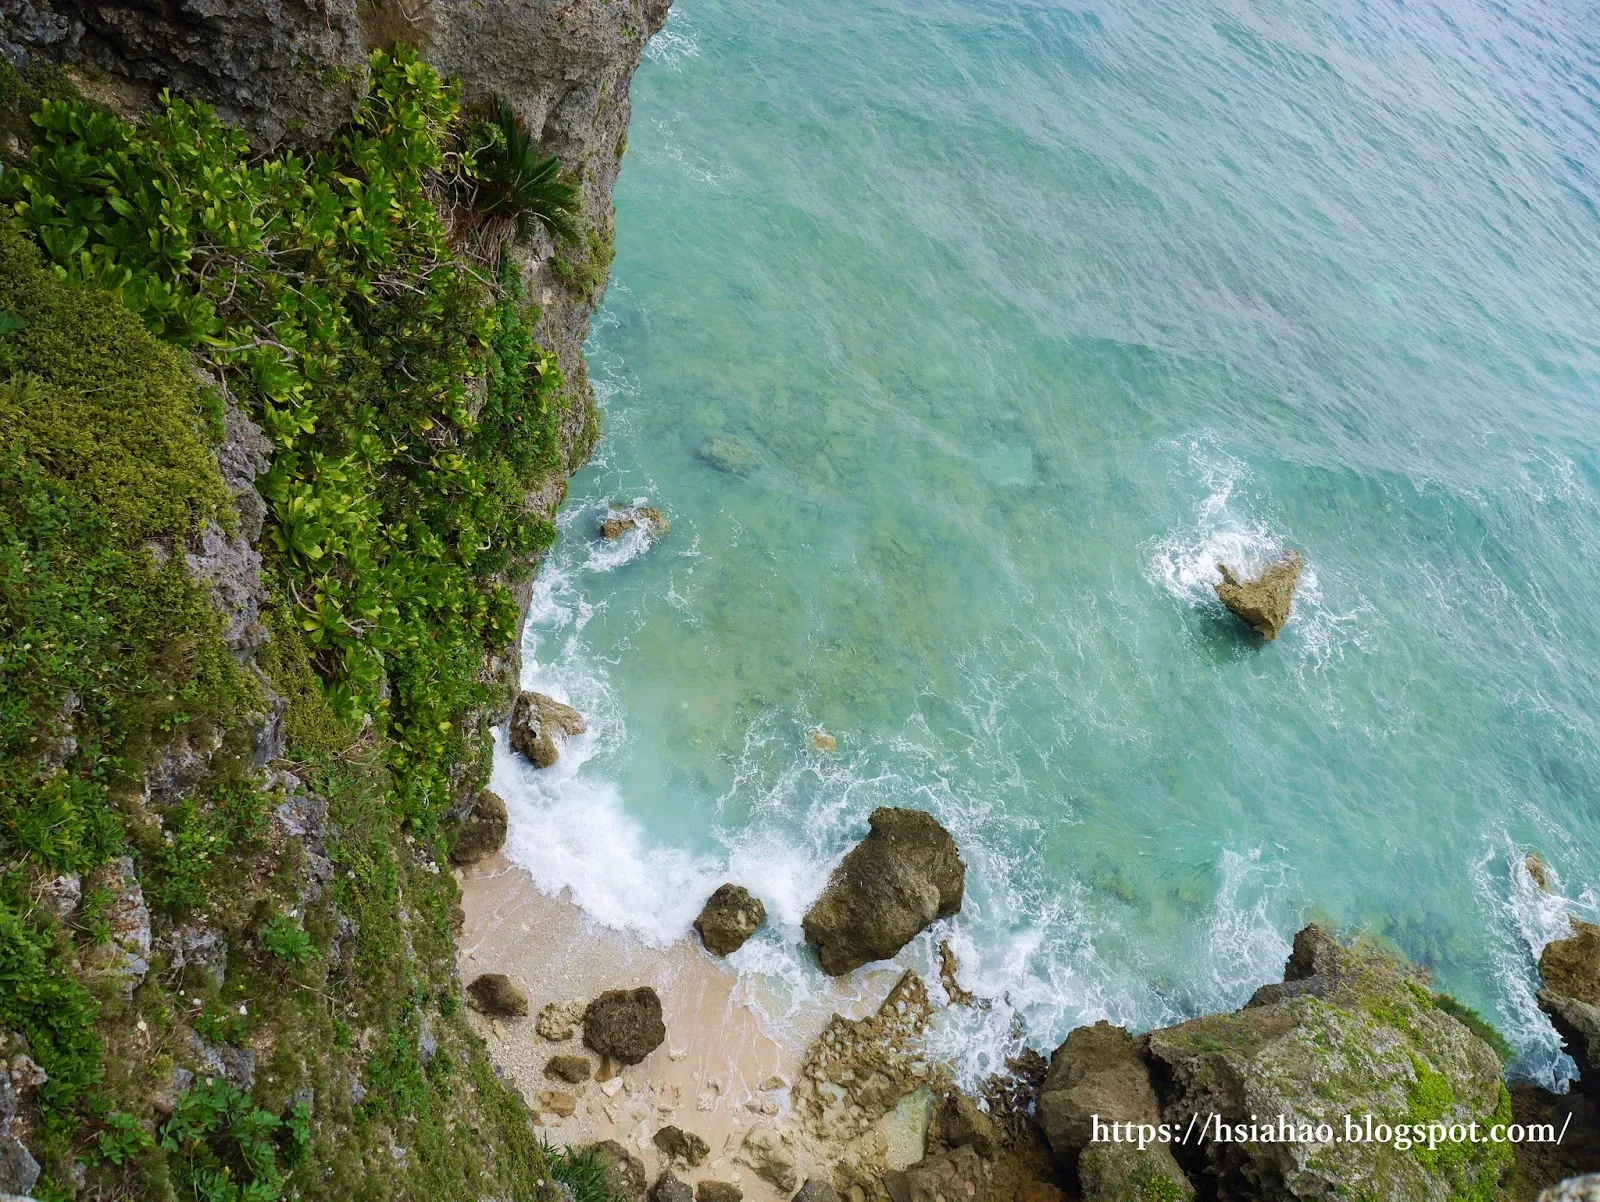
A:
[[1432, 992, 1515, 1064], [159, 1077, 285, 1202], [469, 98, 581, 246], [259, 913, 317, 964]]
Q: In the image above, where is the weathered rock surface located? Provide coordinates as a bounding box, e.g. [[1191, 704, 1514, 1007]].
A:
[[583, 986, 665, 1064], [1539, 921, 1600, 1094], [537, 1000, 585, 1042], [1512, 1081, 1600, 1201], [546, 1054, 591, 1083], [697, 435, 761, 475], [694, 883, 766, 956], [83, 855, 151, 998], [466, 972, 528, 1017], [652, 1172, 694, 1202], [695, 1183, 742, 1202], [883, 1145, 987, 1202], [449, 788, 508, 865], [934, 1092, 999, 1160], [1038, 1020, 1191, 1201], [600, 504, 669, 540], [653, 1125, 708, 1167], [1542, 1176, 1600, 1202], [509, 689, 587, 769], [589, 1140, 648, 1202], [736, 1123, 797, 1192], [1142, 924, 1508, 1201], [803, 807, 965, 976], [1214, 550, 1303, 640], [792, 1180, 841, 1202]]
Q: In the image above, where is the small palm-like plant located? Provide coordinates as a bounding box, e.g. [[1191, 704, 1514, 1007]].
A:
[[473, 98, 582, 246]]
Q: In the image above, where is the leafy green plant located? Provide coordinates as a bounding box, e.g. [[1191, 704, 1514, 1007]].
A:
[[545, 1142, 617, 1202], [469, 98, 581, 246], [91, 1110, 153, 1166], [160, 1077, 284, 1202], [258, 914, 316, 964]]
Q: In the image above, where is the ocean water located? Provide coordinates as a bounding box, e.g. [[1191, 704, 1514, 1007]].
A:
[[491, 0, 1600, 1085]]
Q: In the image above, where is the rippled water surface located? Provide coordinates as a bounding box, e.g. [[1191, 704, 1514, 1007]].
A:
[[491, 0, 1600, 1082]]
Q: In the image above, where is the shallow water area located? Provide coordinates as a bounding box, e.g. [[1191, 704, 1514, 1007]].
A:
[[490, 0, 1600, 1086]]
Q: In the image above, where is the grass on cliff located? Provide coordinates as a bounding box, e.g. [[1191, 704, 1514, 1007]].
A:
[[0, 48, 600, 1201]]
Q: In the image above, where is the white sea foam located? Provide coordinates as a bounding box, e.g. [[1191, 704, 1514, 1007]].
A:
[[644, 9, 700, 67]]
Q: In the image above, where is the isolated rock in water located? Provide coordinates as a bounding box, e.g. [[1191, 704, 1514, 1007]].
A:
[[589, 1140, 649, 1202], [807, 728, 837, 753], [1542, 1178, 1600, 1202], [466, 973, 528, 1017], [1539, 921, 1600, 1094], [696, 1183, 743, 1202], [537, 1000, 585, 1042], [697, 434, 761, 476], [653, 1125, 709, 1167], [792, 1181, 842, 1202], [584, 987, 666, 1064], [695, 884, 766, 956], [509, 690, 587, 769], [736, 1124, 797, 1192], [1142, 924, 1509, 1201], [449, 788, 508, 865], [546, 1054, 592, 1083], [601, 505, 670, 540], [803, 807, 965, 976], [1527, 852, 1552, 890], [653, 1172, 695, 1202], [1038, 1020, 1191, 1201], [83, 856, 151, 998], [1214, 550, 1303, 640]]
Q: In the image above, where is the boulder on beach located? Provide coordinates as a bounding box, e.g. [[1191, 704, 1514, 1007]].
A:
[[1214, 550, 1303, 640], [792, 1181, 841, 1202], [694, 883, 766, 957], [601, 505, 670, 541], [448, 788, 507, 866], [883, 1145, 986, 1202], [588, 1140, 649, 1202], [1539, 920, 1600, 1094], [466, 973, 527, 1017], [696, 1183, 742, 1202], [802, 807, 965, 976], [697, 434, 761, 476], [509, 690, 587, 770], [652, 1173, 695, 1202], [653, 1125, 709, 1167], [546, 1054, 592, 1083], [537, 1000, 584, 1042], [583, 986, 666, 1065]]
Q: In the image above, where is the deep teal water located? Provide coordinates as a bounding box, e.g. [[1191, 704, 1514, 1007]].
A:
[[491, 0, 1600, 1082]]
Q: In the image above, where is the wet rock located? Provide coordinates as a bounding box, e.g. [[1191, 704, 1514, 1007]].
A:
[[1542, 1179, 1600, 1202], [736, 1123, 797, 1192], [697, 435, 761, 476], [1539, 921, 1600, 1094], [1214, 550, 1303, 640], [793, 1180, 841, 1202], [450, 788, 508, 866], [83, 856, 151, 998], [803, 807, 965, 976], [600, 505, 670, 540], [546, 1054, 592, 1083], [589, 1140, 649, 1202], [1143, 924, 1507, 1201], [694, 884, 766, 957], [1038, 1020, 1189, 1201], [653, 1125, 709, 1167], [1527, 852, 1551, 890], [807, 728, 837, 753], [583, 987, 665, 1065], [653, 1172, 695, 1202], [695, 1183, 743, 1202], [510, 690, 587, 770], [538, 1000, 585, 1042], [938, 941, 974, 1007], [934, 1092, 998, 1159], [467, 973, 529, 1018], [883, 1145, 986, 1202]]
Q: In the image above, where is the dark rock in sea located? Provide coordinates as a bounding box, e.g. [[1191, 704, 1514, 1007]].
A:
[[652, 1172, 695, 1202], [653, 1124, 709, 1167], [583, 986, 666, 1064], [1539, 921, 1600, 1095], [695, 883, 766, 956], [546, 1054, 592, 1083], [695, 1182, 742, 1202], [1527, 851, 1551, 890], [589, 1140, 649, 1202], [697, 435, 762, 476], [1038, 1020, 1191, 1201], [450, 788, 508, 866], [509, 690, 587, 769], [802, 807, 965, 976], [601, 505, 670, 540], [792, 1180, 841, 1202], [466, 973, 528, 1018], [1214, 550, 1303, 640]]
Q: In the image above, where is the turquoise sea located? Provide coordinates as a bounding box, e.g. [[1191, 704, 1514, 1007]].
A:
[[491, 0, 1600, 1084]]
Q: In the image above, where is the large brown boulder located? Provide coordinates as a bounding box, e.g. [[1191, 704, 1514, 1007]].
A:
[[466, 973, 528, 1017], [1037, 1021, 1192, 1202], [583, 986, 666, 1064], [600, 505, 670, 540], [802, 808, 965, 976], [509, 690, 587, 769], [588, 1140, 648, 1202], [695, 884, 766, 956], [1538, 921, 1600, 1095], [1214, 550, 1303, 640], [449, 788, 508, 865]]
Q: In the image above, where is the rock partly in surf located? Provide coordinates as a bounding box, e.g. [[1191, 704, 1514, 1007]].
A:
[[600, 505, 670, 540], [1214, 550, 1303, 640], [802, 807, 965, 976], [1539, 921, 1600, 1095], [449, 788, 507, 866], [694, 883, 766, 957], [509, 690, 587, 769]]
